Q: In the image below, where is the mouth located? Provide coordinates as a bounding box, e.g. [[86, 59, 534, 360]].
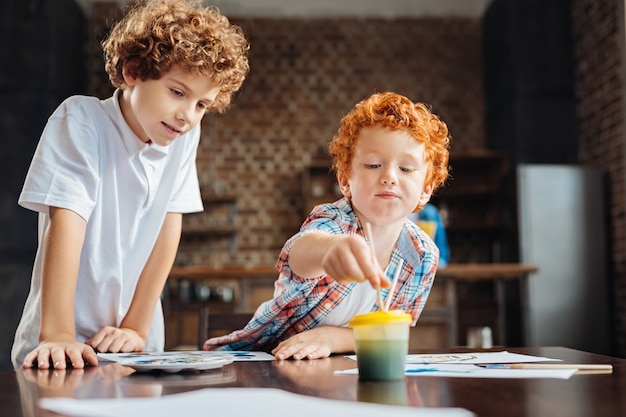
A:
[[376, 191, 400, 199], [162, 122, 183, 135]]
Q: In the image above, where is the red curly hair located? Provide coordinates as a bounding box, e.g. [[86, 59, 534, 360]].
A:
[[329, 92, 451, 196], [102, 0, 249, 113]]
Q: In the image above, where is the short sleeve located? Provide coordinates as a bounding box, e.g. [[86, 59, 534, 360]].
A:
[[19, 98, 100, 220]]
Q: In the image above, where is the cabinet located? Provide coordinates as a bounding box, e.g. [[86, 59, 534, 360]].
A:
[[429, 150, 513, 345], [164, 265, 277, 349], [430, 150, 509, 263]]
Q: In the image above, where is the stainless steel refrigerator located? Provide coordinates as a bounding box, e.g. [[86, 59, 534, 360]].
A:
[[517, 164, 611, 354]]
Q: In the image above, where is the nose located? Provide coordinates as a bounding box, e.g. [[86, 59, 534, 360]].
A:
[[176, 103, 195, 124], [380, 166, 398, 185]]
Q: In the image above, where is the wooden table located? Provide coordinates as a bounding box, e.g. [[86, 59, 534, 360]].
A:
[[2, 347, 624, 417]]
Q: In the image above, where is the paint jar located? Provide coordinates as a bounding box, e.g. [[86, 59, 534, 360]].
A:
[[349, 310, 412, 381]]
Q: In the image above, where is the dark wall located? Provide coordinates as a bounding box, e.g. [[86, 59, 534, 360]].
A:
[[483, 0, 579, 264], [484, 0, 578, 165], [482, 0, 584, 347], [0, 0, 85, 372], [571, 0, 626, 357]]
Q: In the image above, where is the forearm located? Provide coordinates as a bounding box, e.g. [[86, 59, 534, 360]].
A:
[[288, 232, 339, 278], [121, 212, 182, 338], [39, 208, 86, 341]]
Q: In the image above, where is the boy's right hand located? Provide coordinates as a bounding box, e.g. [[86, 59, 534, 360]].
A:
[[22, 339, 98, 370], [321, 234, 390, 289]]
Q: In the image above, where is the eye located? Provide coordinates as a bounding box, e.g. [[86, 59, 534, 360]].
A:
[[400, 166, 414, 173], [171, 88, 184, 97], [366, 163, 380, 169]]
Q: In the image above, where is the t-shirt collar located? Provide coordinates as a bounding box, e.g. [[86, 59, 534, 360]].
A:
[[108, 89, 169, 157]]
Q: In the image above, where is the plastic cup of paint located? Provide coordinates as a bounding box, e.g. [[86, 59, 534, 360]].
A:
[[349, 310, 412, 381]]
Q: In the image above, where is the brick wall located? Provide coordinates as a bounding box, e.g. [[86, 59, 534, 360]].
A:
[[571, 0, 626, 357], [87, 5, 486, 267]]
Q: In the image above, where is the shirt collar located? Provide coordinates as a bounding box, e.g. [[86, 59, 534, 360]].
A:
[[107, 89, 169, 158]]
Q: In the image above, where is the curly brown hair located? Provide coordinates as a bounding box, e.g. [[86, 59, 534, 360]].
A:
[[102, 0, 249, 113], [329, 92, 451, 195]]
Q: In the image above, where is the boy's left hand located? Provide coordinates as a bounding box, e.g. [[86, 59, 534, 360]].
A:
[[271, 326, 354, 360], [86, 326, 146, 353]]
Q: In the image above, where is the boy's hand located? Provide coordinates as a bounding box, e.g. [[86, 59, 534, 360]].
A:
[[271, 326, 354, 360], [22, 339, 98, 370], [86, 326, 146, 354], [322, 235, 390, 289]]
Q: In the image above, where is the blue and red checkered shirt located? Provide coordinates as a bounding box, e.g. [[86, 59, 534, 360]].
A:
[[203, 197, 438, 351]]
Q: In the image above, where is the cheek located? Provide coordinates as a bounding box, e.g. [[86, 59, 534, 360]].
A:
[[192, 112, 206, 125]]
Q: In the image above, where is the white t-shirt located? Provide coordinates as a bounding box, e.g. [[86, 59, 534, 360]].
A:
[[11, 91, 203, 367], [318, 281, 378, 327]]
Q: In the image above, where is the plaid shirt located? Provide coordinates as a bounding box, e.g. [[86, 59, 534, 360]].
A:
[[203, 197, 439, 352]]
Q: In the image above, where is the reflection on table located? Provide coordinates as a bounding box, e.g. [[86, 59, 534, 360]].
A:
[[4, 347, 625, 417]]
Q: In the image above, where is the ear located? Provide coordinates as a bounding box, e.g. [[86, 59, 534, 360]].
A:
[[418, 182, 434, 207], [122, 63, 138, 86], [337, 172, 352, 198]]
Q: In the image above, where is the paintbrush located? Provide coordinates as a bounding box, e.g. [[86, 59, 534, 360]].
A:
[[383, 263, 402, 311], [364, 222, 386, 312], [476, 363, 613, 371]]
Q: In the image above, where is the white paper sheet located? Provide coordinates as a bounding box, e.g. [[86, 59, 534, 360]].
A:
[[335, 364, 577, 379], [404, 351, 561, 364], [346, 351, 561, 365], [39, 388, 475, 417], [338, 351, 576, 379]]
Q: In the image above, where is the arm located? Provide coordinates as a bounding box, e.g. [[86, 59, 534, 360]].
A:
[[22, 207, 98, 370], [289, 232, 389, 289], [272, 231, 390, 361], [86, 212, 182, 353]]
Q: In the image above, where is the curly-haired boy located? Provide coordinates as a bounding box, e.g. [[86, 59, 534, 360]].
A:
[[12, 0, 249, 369]]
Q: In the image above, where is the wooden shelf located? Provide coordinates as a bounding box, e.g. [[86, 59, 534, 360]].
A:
[[430, 150, 509, 263], [180, 194, 238, 260]]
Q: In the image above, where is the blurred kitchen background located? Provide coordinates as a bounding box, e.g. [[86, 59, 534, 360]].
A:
[[1, 0, 624, 371]]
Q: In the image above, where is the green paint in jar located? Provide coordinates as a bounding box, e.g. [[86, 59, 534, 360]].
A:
[[355, 339, 408, 381]]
